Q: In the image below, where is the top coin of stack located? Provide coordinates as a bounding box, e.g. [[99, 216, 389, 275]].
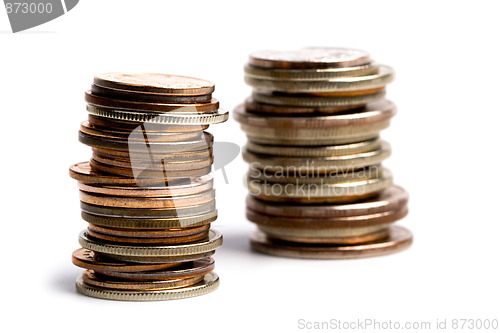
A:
[[235, 47, 412, 259], [70, 73, 228, 301]]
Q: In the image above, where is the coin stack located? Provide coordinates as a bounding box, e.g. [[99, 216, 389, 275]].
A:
[[235, 47, 413, 259], [69, 73, 228, 300]]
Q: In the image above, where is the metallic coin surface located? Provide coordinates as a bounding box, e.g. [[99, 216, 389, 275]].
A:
[[249, 47, 371, 69], [86, 228, 210, 245], [87, 114, 209, 132], [244, 63, 379, 80], [244, 98, 363, 114], [78, 229, 223, 257], [250, 226, 413, 259], [91, 84, 212, 103], [72, 248, 181, 272], [234, 99, 396, 128], [81, 270, 204, 290], [76, 272, 219, 301], [246, 185, 408, 218], [81, 210, 217, 229], [93, 73, 215, 95], [87, 224, 210, 238], [86, 104, 229, 125], [244, 65, 394, 93], [252, 90, 385, 107]]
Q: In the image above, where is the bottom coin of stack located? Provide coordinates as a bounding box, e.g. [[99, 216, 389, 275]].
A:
[[70, 73, 228, 300], [236, 47, 413, 259]]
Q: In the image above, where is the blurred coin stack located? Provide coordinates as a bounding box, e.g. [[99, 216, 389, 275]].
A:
[[235, 47, 413, 259], [69, 73, 228, 300]]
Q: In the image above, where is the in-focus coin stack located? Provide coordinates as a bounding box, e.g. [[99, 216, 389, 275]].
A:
[[235, 47, 413, 259], [69, 73, 228, 300]]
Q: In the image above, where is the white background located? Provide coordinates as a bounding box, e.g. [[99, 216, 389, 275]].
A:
[[1, 1, 499, 332]]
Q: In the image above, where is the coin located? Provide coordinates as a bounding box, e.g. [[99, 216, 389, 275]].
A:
[[72, 248, 181, 273], [244, 65, 394, 93], [87, 224, 211, 238], [91, 84, 213, 103], [234, 99, 396, 128], [87, 114, 209, 132], [242, 142, 391, 173], [245, 139, 382, 157], [249, 47, 371, 69], [78, 229, 223, 257], [93, 73, 215, 95], [244, 63, 379, 80], [81, 270, 204, 291], [246, 185, 409, 218], [75, 272, 219, 301], [250, 226, 413, 259], [86, 228, 210, 245], [81, 210, 218, 229], [86, 104, 229, 125], [252, 90, 386, 107], [244, 97, 363, 114]]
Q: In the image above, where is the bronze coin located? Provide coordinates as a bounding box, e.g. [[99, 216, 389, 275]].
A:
[[78, 130, 214, 152], [96, 257, 215, 281], [70, 161, 194, 186], [234, 99, 396, 129], [249, 47, 371, 69], [81, 210, 217, 230], [72, 248, 181, 273], [80, 200, 216, 218], [86, 228, 210, 245], [93, 73, 215, 95], [79, 189, 215, 209], [81, 269, 204, 291], [87, 224, 211, 238], [80, 120, 204, 142], [100, 250, 216, 265], [246, 206, 408, 229], [91, 83, 212, 103], [85, 91, 219, 113], [91, 151, 212, 168], [88, 114, 209, 132], [250, 225, 413, 259], [245, 97, 363, 115], [76, 175, 213, 197], [246, 185, 408, 218], [92, 146, 212, 161], [88, 159, 212, 180]]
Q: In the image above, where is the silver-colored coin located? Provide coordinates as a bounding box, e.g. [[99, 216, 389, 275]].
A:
[[75, 272, 219, 301], [245, 65, 394, 93], [87, 105, 229, 125], [78, 229, 222, 257], [243, 141, 390, 172], [252, 90, 385, 107], [244, 63, 379, 80]]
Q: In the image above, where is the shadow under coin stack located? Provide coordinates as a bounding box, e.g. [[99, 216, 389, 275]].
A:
[[69, 73, 228, 300], [235, 48, 413, 259]]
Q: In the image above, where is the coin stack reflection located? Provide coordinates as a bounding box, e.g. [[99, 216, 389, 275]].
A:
[[235, 48, 413, 259], [69, 73, 228, 300]]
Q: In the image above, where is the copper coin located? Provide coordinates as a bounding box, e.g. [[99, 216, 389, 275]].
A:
[[80, 121, 204, 142], [70, 161, 195, 186], [100, 250, 216, 265], [91, 151, 212, 168], [87, 224, 211, 238], [88, 159, 212, 180], [76, 175, 213, 197], [78, 130, 213, 152], [72, 248, 181, 273], [245, 97, 363, 115], [91, 84, 212, 103], [96, 257, 215, 281], [250, 225, 413, 259], [88, 114, 209, 132], [87, 228, 210, 245], [80, 200, 216, 218], [81, 210, 217, 229], [234, 99, 396, 129], [246, 206, 408, 229], [93, 73, 215, 95], [249, 47, 371, 69], [81, 270, 204, 291], [246, 185, 409, 218], [79, 189, 215, 209], [91, 146, 212, 161], [85, 91, 219, 113]]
